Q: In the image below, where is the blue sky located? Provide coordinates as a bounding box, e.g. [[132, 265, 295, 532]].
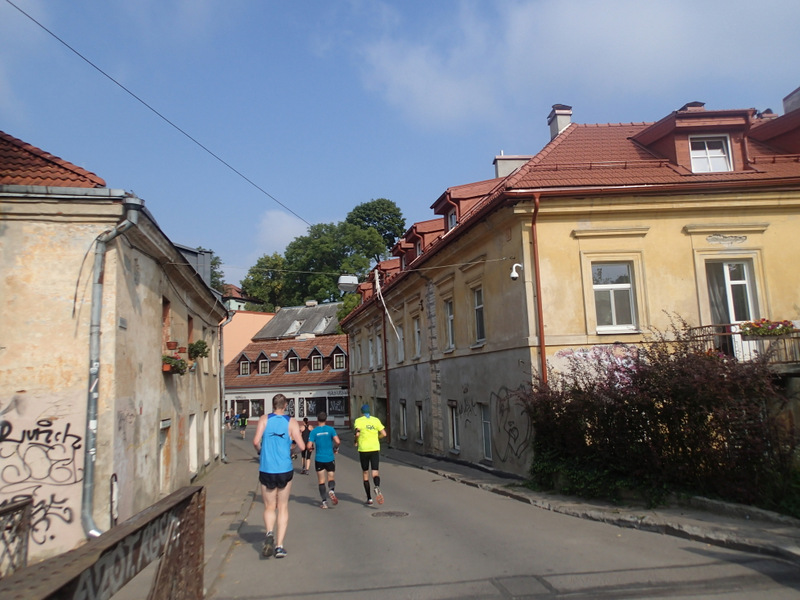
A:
[[2, 0, 799, 284]]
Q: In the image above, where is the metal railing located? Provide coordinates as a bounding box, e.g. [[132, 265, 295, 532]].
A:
[[0, 486, 205, 600], [0, 497, 32, 579], [688, 324, 800, 365]]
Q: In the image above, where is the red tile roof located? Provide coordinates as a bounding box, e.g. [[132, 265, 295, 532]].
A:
[[0, 130, 106, 188], [225, 334, 348, 391]]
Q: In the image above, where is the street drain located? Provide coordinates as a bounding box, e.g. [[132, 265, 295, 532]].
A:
[[371, 511, 408, 518]]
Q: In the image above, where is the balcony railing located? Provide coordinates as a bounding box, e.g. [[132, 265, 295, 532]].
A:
[[688, 324, 800, 368]]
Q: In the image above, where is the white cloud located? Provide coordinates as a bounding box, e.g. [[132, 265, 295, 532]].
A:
[[255, 210, 309, 257], [356, 0, 800, 130]]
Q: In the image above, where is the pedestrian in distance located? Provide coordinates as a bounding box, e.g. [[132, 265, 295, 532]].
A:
[[307, 412, 340, 509], [353, 403, 387, 505], [239, 411, 248, 439], [299, 417, 313, 474], [253, 394, 305, 559]]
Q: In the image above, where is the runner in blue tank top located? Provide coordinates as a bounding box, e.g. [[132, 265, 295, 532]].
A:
[[253, 394, 305, 559]]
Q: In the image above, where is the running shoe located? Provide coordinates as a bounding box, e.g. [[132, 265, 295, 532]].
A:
[[320, 501, 328, 509], [274, 546, 287, 558], [375, 487, 384, 505], [365, 498, 374, 506], [328, 489, 338, 505], [262, 531, 275, 558]]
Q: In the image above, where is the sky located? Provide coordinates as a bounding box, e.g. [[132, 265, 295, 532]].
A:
[[2, 0, 799, 284]]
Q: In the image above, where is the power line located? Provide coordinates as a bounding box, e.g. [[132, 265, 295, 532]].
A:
[[4, 0, 313, 227]]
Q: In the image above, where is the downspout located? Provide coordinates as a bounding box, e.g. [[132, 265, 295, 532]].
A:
[[82, 195, 143, 538], [381, 306, 391, 439], [219, 309, 234, 463], [531, 193, 547, 384]]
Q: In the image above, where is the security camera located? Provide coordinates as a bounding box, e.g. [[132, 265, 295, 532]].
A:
[[510, 263, 523, 280]]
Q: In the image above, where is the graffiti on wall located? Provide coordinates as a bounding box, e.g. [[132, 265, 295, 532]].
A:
[[490, 385, 532, 463], [0, 417, 82, 544]]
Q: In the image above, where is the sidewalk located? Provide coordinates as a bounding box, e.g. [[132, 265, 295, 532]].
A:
[[199, 428, 800, 596]]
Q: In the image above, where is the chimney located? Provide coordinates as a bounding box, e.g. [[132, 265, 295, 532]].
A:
[[493, 153, 533, 178], [547, 104, 572, 140], [783, 85, 800, 114]]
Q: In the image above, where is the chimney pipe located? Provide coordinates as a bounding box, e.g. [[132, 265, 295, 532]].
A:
[[547, 104, 572, 140]]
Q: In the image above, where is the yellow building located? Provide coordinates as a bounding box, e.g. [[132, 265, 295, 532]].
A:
[[342, 96, 800, 478]]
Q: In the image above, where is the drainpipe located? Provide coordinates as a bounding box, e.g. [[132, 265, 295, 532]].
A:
[[531, 193, 547, 384], [219, 309, 234, 463], [381, 305, 391, 439], [82, 195, 143, 539]]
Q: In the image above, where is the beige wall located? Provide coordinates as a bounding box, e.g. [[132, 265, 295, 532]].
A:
[[0, 191, 226, 562], [222, 311, 274, 365]]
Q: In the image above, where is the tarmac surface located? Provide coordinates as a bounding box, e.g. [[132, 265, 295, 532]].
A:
[[194, 426, 800, 598], [109, 426, 786, 600]]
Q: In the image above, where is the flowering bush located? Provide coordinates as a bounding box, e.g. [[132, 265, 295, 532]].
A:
[[739, 318, 797, 337], [162, 354, 188, 374]]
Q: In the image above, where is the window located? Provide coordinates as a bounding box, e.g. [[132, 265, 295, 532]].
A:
[[415, 240, 422, 256], [376, 332, 383, 368], [447, 209, 457, 231], [448, 402, 460, 451], [396, 325, 405, 362], [444, 299, 455, 350], [368, 337, 375, 369], [258, 359, 270, 374], [416, 403, 423, 442], [690, 136, 732, 173], [333, 353, 345, 370], [481, 404, 492, 460], [400, 400, 408, 438], [239, 360, 250, 375], [288, 357, 299, 373], [473, 287, 485, 343], [706, 261, 755, 324], [413, 317, 422, 357], [593, 262, 636, 332], [311, 355, 323, 371]]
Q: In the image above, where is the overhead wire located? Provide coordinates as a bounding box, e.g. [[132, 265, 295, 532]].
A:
[[4, 0, 312, 228]]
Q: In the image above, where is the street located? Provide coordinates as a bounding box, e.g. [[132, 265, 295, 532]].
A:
[[206, 430, 800, 600]]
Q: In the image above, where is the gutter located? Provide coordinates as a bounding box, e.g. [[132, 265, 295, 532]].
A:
[[82, 195, 144, 539], [218, 309, 234, 463], [531, 193, 547, 384]]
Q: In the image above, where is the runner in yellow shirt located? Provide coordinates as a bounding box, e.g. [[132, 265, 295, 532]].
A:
[[353, 403, 387, 505]]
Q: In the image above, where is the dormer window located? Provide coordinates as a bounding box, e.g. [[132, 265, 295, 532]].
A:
[[239, 360, 250, 375], [311, 355, 322, 371], [690, 136, 732, 173], [446, 209, 457, 231], [288, 356, 299, 373], [258, 359, 270, 374], [415, 241, 422, 256]]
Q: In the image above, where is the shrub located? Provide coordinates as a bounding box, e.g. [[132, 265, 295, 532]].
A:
[[519, 317, 798, 514], [188, 340, 210, 359]]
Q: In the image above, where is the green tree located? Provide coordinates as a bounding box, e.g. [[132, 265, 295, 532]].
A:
[[282, 222, 384, 305], [336, 292, 361, 327], [240, 252, 288, 311], [196, 246, 225, 293], [345, 198, 405, 260]]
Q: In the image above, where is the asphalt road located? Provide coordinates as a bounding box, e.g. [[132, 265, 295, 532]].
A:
[[208, 434, 800, 600]]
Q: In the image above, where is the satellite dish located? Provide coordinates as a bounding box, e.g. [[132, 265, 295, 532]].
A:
[[337, 274, 359, 293]]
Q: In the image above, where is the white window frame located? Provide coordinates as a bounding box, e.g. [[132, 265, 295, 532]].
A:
[[481, 403, 492, 460], [444, 298, 455, 350], [288, 356, 299, 373], [376, 331, 383, 368], [581, 252, 645, 335], [368, 337, 375, 369], [399, 399, 408, 439], [413, 316, 422, 358], [239, 360, 250, 376], [447, 209, 457, 231], [333, 352, 345, 370], [258, 359, 270, 375], [690, 135, 732, 173], [395, 324, 405, 363], [448, 402, 460, 451], [473, 286, 485, 343], [311, 355, 323, 371]]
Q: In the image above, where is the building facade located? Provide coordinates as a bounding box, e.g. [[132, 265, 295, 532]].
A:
[[224, 302, 350, 425], [0, 130, 228, 561], [342, 94, 800, 479]]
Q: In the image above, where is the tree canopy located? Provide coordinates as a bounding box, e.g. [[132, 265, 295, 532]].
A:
[[345, 198, 406, 260], [236, 198, 404, 311]]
